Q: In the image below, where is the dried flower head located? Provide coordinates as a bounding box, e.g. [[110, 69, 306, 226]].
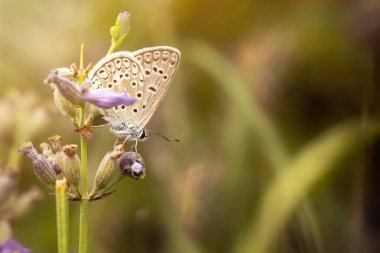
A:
[[62, 144, 81, 190], [119, 152, 145, 180], [19, 142, 59, 189]]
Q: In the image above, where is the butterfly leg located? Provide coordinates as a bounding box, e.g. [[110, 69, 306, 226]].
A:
[[130, 139, 138, 152]]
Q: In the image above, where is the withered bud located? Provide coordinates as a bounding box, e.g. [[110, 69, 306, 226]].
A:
[[119, 152, 145, 180], [48, 135, 63, 152], [40, 143, 61, 174], [19, 142, 38, 160], [62, 144, 81, 188], [40, 143, 53, 158], [47, 70, 83, 106], [19, 142, 58, 189], [90, 145, 125, 197]]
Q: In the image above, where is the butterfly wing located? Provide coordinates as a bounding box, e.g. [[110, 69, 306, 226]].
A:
[[87, 51, 146, 130], [87, 46, 181, 133], [132, 46, 181, 128]]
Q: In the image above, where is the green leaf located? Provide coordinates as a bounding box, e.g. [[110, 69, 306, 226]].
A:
[[235, 120, 379, 253]]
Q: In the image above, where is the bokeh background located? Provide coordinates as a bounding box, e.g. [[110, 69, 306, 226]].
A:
[[1, 0, 380, 252]]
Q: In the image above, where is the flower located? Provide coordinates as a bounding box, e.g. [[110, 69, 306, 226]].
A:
[[119, 152, 145, 180], [0, 238, 31, 253], [47, 71, 136, 111], [47, 70, 83, 106], [81, 82, 136, 109], [19, 142, 60, 189]]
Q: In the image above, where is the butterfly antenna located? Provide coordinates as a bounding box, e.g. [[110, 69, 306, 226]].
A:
[[147, 130, 181, 142]]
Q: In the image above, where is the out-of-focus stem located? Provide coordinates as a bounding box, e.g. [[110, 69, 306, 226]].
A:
[[56, 179, 69, 253]]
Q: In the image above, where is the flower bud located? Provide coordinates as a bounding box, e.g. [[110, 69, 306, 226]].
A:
[[40, 142, 53, 159], [47, 70, 83, 106], [39, 143, 62, 174], [90, 144, 124, 197], [119, 152, 145, 180], [53, 88, 78, 121], [48, 135, 65, 170], [19, 142, 38, 160], [48, 135, 63, 152], [19, 142, 58, 189], [62, 144, 81, 189], [110, 12, 131, 45]]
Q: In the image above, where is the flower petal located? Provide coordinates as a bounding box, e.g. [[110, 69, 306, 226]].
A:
[[0, 238, 32, 253], [82, 88, 136, 109], [47, 70, 83, 106]]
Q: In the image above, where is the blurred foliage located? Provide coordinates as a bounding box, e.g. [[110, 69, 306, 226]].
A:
[[1, 0, 380, 253]]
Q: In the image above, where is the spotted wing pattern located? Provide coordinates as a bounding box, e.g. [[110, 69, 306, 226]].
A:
[[87, 46, 180, 132], [87, 51, 145, 127], [132, 46, 181, 128]]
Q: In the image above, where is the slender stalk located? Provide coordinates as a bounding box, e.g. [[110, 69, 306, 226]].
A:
[[106, 44, 116, 56], [78, 106, 89, 253], [78, 44, 89, 253], [77, 33, 121, 252], [56, 179, 69, 253]]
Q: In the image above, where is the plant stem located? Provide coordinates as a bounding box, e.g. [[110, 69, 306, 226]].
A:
[[106, 44, 116, 56], [56, 179, 69, 253], [78, 105, 89, 253], [78, 43, 89, 253]]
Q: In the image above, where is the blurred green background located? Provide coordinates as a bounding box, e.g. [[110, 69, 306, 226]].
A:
[[1, 0, 380, 252]]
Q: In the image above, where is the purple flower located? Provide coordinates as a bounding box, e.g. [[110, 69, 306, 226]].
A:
[[119, 152, 145, 180], [19, 142, 59, 189], [47, 70, 83, 106], [81, 82, 136, 109], [0, 238, 31, 253]]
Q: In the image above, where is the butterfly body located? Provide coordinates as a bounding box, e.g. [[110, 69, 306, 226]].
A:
[[87, 46, 180, 142]]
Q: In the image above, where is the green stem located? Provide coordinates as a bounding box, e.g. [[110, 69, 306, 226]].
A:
[[56, 179, 69, 253], [78, 105, 89, 253], [106, 43, 116, 56], [78, 43, 89, 253], [77, 34, 121, 253]]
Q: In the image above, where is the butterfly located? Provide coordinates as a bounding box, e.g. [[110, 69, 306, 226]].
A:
[[87, 46, 181, 144]]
